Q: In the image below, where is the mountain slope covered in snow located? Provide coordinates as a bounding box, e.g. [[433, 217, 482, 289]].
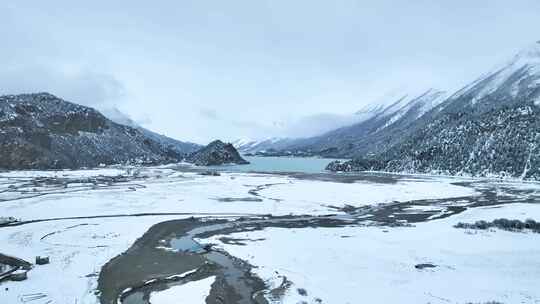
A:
[[329, 42, 540, 180], [279, 89, 447, 157], [232, 138, 298, 154], [234, 89, 447, 157]]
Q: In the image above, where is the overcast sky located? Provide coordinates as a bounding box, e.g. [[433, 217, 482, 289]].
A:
[[1, 1, 540, 144]]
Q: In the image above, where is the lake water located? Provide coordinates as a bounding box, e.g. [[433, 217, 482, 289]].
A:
[[208, 156, 345, 174]]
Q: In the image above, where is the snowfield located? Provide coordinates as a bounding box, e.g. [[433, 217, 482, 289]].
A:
[[0, 215, 183, 304], [150, 276, 215, 304], [0, 168, 477, 220], [202, 203, 540, 304], [0, 166, 538, 304]]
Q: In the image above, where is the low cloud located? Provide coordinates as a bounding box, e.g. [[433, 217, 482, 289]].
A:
[[0, 5, 126, 111], [198, 108, 219, 120], [0, 64, 126, 109], [282, 113, 361, 138]]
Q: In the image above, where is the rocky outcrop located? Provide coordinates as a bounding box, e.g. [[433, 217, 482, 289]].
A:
[[326, 159, 385, 172], [187, 140, 249, 166], [0, 93, 193, 169]]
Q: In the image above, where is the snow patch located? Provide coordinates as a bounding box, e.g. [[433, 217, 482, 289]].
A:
[[150, 276, 215, 304], [534, 95, 540, 106]]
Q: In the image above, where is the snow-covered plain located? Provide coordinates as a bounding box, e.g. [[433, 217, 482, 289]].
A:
[[203, 203, 540, 304], [0, 215, 183, 304], [0, 168, 477, 220], [0, 166, 538, 304]]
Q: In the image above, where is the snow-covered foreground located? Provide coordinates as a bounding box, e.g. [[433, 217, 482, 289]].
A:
[[0, 166, 538, 304], [0, 215, 184, 303], [203, 203, 540, 304]]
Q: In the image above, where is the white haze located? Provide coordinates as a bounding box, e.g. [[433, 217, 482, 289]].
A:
[[1, 1, 540, 143]]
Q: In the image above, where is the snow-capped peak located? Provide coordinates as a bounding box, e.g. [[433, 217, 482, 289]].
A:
[[232, 138, 271, 151], [369, 89, 447, 131], [355, 90, 407, 116], [355, 89, 446, 123], [502, 41, 540, 75], [231, 138, 254, 148], [450, 41, 540, 103]]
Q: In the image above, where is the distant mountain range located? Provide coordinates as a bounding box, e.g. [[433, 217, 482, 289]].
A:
[[3, 41, 539, 178], [234, 88, 448, 157], [237, 41, 540, 180], [232, 138, 298, 155]]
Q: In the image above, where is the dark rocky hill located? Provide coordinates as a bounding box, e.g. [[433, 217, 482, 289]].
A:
[[0, 93, 194, 169], [187, 140, 249, 166]]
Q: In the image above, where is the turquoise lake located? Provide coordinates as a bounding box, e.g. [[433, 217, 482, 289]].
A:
[[208, 156, 346, 174]]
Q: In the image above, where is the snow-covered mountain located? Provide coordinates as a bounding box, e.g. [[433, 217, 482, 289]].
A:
[[232, 138, 265, 152], [0, 93, 200, 169], [272, 88, 448, 157], [233, 89, 447, 156], [357, 88, 448, 132], [232, 137, 296, 154], [446, 41, 540, 110], [0, 93, 177, 169], [329, 41, 540, 180]]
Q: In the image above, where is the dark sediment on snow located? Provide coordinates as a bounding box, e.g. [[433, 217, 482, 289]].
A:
[[454, 218, 540, 233]]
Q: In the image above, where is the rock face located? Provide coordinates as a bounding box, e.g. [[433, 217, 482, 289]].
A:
[[0, 93, 194, 169], [187, 140, 249, 166], [327, 42, 540, 180]]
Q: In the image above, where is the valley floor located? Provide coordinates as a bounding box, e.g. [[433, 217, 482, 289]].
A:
[[0, 166, 539, 304]]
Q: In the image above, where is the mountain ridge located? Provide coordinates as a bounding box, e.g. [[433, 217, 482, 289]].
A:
[[327, 42, 540, 180], [233, 88, 448, 157], [0, 93, 240, 169]]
